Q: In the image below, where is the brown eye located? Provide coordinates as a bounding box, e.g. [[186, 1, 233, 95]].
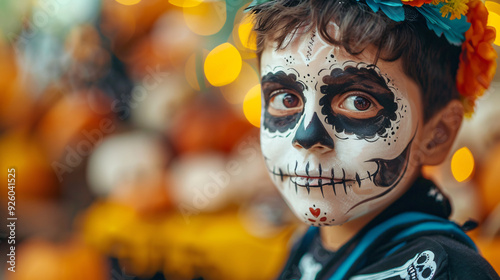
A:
[[343, 95, 372, 111], [353, 96, 371, 111], [282, 94, 299, 108], [268, 91, 303, 116]]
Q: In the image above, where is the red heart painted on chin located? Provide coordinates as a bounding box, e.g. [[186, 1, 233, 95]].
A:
[[309, 207, 320, 218]]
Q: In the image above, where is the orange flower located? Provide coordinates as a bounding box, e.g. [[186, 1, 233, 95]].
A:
[[456, 0, 497, 116], [401, 0, 434, 7]]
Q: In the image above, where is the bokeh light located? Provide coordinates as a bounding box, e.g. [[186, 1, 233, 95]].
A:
[[220, 61, 259, 104], [183, 1, 226, 36], [231, 4, 258, 60], [204, 42, 242, 87], [486, 1, 500, 46], [243, 84, 261, 128], [451, 147, 475, 182], [115, 0, 142, 5], [168, 0, 203, 8], [238, 15, 257, 51]]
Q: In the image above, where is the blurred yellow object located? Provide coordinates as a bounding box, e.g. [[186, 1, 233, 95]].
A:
[[116, 0, 142, 5], [82, 202, 163, 276], [243, 84, 262, 128], [488, 13, 500, 46], [450, 147, 474, 182], [5, 237, 108, 280], [231, 6, 258, 60], [238, 15, 257, 51], [204, 43, 242, 86], [82, 201, 296, 279], [486, 1, 500, 46], [169, 0, 203, 8], [220, 61, 259, 104], [183, 1, 226, 36]]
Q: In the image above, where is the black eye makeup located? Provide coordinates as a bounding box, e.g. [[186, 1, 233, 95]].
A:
[[261, 71, 307, 133], [319, 66, 398, 139], [268, 90, 304, 117]]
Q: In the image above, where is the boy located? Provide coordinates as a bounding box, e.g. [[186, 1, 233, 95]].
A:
[[250, 0, 499, 279]]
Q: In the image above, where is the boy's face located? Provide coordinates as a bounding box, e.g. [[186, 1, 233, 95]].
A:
[[260, 27, 425, 226]]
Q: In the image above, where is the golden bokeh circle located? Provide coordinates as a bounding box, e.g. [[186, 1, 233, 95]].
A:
[[243, 84, 262, 128], [204, 43, 242, 87], [451, 147, 475, 182]]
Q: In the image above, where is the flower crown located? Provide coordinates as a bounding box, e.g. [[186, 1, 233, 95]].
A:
[[360, 0, 496, 116], [249, 0, 497, 115]]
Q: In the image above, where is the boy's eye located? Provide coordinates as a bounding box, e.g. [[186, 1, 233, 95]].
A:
[[268, 91, 303, 116], [332, 92, 381, 118], [342, 95, 372, 111]]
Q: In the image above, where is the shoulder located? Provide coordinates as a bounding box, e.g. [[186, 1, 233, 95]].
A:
[[429, 235, 499, 280], [352, 235, 499, 280]]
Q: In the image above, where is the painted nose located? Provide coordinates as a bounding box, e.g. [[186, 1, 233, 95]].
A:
[[292, 112, 334, 151]]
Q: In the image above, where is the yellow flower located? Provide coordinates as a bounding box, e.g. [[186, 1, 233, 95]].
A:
[[440, 0, 469, 20], [432, 0, 446, 5]]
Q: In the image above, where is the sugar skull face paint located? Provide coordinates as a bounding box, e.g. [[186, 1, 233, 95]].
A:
[[260, 28, 425, 226]]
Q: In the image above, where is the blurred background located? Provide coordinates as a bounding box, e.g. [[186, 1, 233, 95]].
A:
[[0, 0, 499, 279]]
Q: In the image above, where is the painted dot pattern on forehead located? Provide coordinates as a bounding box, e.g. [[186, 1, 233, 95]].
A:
[[284, 55, 296, 66]]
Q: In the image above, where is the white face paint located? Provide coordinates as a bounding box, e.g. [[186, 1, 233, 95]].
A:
[[260, 26, 425, 226]]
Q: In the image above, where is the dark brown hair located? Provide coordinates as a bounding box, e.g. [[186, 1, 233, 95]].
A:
[[251, 0, 462, 122]]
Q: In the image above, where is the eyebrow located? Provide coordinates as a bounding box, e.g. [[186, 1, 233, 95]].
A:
[[261, 71, 305, 95], [322, 67, 392, 96]]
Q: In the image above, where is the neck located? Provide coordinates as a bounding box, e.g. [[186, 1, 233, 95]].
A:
[[319, 209, 383, 252]]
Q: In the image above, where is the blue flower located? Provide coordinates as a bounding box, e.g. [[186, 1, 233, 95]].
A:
[[248, 0, 273, 9], [417, 3, 470, 46], [359, 0, 405, 21]]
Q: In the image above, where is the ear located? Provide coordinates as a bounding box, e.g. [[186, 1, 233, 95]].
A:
[[420, 99, 464, 165]]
